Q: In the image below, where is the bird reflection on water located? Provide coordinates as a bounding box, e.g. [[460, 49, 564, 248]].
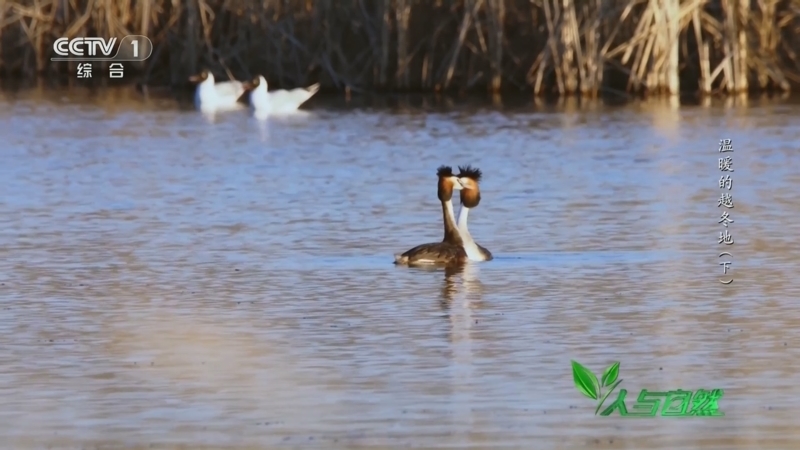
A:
[[438, 263, 484, 314], [441, 263, 484, 435]]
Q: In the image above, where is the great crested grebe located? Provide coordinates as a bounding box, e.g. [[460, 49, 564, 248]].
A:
[[248, 75, 321, 116], [189, 70, 249, 113], [394, 166, 469, 266], [456, 165, 493, 261]]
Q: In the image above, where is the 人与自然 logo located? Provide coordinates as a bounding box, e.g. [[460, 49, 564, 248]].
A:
[[570, 360, 724, 417]]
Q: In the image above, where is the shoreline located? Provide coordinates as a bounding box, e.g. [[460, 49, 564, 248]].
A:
[[0, 75, 797, 103], [1, 79, 797, 114], [1, 1, 798, 98]]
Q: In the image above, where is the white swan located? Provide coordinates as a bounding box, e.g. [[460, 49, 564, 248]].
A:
[[189, 70, 247, 113], [249, 75, 320, 116]]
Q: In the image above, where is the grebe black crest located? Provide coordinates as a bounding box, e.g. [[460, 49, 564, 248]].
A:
[[437, 165, 455, 177], [457, 165, 482, 181]]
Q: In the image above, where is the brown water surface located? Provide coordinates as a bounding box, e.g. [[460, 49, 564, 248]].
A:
[[1, 87, 799, 449]]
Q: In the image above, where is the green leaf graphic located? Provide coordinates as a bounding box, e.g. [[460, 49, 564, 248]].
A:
[[601, 362, 620, 387], [595, 378, 623, 415], [571, 360, 599, 400]]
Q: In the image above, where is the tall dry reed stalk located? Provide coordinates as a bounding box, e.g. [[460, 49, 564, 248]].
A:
[[0, 0, 798, 95]]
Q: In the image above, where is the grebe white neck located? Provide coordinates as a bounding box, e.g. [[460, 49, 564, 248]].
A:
[[457, 204, 485, 261]]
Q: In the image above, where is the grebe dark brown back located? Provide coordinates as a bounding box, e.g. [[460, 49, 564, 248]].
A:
[[394, 166, 468, 267], [456, 165, 493, 262]]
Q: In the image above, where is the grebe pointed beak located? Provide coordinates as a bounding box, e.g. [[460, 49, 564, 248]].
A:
[[456, 177, 476, 189]]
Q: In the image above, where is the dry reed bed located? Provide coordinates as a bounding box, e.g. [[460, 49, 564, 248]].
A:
[[1, 0, 799, 95]]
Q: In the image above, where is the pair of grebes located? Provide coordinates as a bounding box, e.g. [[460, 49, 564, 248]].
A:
[[394, 165, 492, 266]]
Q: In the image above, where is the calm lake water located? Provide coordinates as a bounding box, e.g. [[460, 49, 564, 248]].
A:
[[0, 85, 799, 449]]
